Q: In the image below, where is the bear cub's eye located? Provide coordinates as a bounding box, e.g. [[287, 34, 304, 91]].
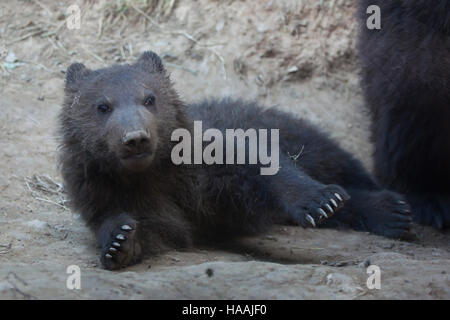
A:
[[144, 94, 156, 107], [97, 104, 111, 114]]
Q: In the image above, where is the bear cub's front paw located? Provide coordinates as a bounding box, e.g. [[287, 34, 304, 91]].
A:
[[100, 219, 142, 270], [287, 184, 350, 227]]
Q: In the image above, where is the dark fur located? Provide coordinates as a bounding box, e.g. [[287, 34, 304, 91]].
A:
[[357, 0, 450, 229], [59, 52, 411, 270]]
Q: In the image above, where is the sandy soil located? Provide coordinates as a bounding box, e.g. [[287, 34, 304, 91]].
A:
[[0, 0, 448, 299]]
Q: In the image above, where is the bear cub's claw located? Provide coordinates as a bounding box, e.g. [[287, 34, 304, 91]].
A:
[[101, 221, 142, 270], [288, 184, 350, 228]]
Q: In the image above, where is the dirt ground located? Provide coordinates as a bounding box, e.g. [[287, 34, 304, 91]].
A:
[[0, 0, 448, 299]]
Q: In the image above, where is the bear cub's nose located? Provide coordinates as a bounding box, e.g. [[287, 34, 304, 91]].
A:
[[123, 130, 150, 152]]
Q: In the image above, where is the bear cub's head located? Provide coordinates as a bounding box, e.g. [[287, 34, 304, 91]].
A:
[[60, 51, 186, 172]]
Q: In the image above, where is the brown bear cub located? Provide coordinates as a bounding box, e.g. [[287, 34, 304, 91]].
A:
[[59, 51, 411, 270]]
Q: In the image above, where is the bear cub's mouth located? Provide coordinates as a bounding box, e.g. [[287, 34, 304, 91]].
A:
[[119, 151, 154, 171], [121, 152, 152, 160]]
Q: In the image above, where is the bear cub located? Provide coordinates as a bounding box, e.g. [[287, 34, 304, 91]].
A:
[[59, 51, 411, 270]]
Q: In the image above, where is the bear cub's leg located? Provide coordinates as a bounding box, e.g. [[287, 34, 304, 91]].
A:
[[97, 213, 142, 270]]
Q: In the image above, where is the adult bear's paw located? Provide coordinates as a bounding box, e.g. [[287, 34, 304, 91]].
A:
[[363, 191, 413, 239], [407, 194, 450, 230]]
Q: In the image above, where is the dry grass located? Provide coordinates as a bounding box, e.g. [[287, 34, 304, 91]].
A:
[[103, 0, 177, 20], [24, 174, 69, 211], [1, 0, 229, 80]]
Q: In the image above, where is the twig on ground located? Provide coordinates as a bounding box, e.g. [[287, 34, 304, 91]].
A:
[[6, 272, 35, 299], [24, 175, 69, 211], [164, 62, 198, 75], [82, 46, 105, 64], [30, 0, 53, 16], [129, 2, 227, 79], [7, 30, 44, 45]]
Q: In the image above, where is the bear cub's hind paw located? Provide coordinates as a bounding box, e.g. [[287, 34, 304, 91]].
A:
[[100, 219, 142, 270], [363, 191, 413, 240]]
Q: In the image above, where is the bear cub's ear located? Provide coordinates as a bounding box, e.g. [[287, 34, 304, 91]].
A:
[[65, 63, 89, 88], [136, 51, 165, 73]]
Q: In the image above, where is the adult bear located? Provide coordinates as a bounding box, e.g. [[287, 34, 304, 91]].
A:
[[59, 52, 411, 270], [357, 0, 450, 229]]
